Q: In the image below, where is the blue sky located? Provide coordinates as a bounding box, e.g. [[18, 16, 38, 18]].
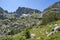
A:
[[0, 0, 60, 12]]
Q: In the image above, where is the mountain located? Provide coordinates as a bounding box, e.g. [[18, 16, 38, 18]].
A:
[[0, 7, 41, 19], [0, 7, 42, 38], [44, 1, 60, 11], [0, 1, 60, 40], [42, 1, 60, 24], [16, 7, 41, 15], [1, 1, 60, 40], [0, 7, 8, 19], [42, 1, 60, 18]]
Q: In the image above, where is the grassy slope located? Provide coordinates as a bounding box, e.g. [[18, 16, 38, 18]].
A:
[[2, 20, 60, 40], [29, 20, 60, 40]]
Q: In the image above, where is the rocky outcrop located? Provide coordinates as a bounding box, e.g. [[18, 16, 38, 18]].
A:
[[53, 24, 60, 32], [16, 7, 41, 15], [30, 34, 35, 38]]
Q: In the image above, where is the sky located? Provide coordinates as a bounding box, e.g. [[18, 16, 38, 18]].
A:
[[0, 0, 60, 12]]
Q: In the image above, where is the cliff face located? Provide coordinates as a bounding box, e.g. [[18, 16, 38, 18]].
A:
[[16, 7, 41, 15]]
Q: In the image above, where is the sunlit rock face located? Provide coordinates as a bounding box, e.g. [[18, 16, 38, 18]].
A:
[[30, 34, 35, 38], [20, 14, 30, 17], [52, 24, 60, 32], [16, 7, 41, 15], [54, 26, 60, 32]]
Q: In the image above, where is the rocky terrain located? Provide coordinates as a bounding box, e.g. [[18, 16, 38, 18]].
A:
[[0, 6, 42, 38], [0, 1, 60, 40]]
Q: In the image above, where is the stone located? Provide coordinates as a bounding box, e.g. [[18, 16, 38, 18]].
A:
[[54, 26, 60, 32], [30, 34, 35, 38], [47, 31, 55, 37]]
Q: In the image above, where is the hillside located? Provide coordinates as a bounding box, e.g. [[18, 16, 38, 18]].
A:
[[0, 7, 41, 38], [0, 1, 60, 40], [1, 20, 60, 40], [44, 1, 60, 11]]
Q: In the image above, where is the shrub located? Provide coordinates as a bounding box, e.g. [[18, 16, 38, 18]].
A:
[[8, 29, 21, 35], [25, 27, 31, 39]]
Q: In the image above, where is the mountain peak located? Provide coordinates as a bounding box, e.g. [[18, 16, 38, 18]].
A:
[[16, 7, 41, 15], [44, 1, 60, 11], [54, 1, 60, 8]]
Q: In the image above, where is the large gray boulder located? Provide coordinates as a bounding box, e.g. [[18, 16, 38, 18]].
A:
[[54, 26, 60, 32]]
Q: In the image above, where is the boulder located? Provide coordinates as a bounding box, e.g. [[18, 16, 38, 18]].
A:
[[30, 34, 35, 38], [54, 26, 60, 32], [47, 31, 55, 37]]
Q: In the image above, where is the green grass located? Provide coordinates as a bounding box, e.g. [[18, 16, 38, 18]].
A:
[[1, 20, 60, 40]]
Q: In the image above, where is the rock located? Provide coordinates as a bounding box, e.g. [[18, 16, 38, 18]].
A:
[[30, 34, 35, 38], [47, 31, 55, 37], [54, 26, 60, 32], [21, 14, 30, 17], [48, 25, 60, 37]]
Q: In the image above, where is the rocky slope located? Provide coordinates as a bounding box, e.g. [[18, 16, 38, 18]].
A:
[[0, 7, 41, 38], [44, 1, 60, 11], [16, 7, 41, 15], [0, 1, 60, 40]]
